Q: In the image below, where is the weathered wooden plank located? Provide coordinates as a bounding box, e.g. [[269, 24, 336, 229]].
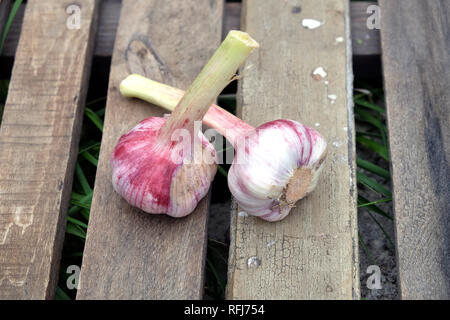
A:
[[379, 0, 450, 299], [1, 1, 380, 59], [226, 0, 359, 299], [77, 0, 223, 299], [0, 0, 98, 299]]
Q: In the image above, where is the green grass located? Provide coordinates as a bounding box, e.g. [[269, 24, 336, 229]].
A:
[[354, 85, 394, 261], [0, 0, 22, 55], [204, 239, 229, 299], [56, 99, 104, 300]]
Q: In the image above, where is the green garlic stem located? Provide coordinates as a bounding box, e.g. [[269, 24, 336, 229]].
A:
[[156, 30, 259, 142]]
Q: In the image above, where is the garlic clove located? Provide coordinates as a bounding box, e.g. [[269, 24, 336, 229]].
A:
[[228, 119, 327, 222], [111, 117, 217, 217]]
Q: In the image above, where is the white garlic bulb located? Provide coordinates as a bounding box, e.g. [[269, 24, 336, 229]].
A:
[[228, 120, 327, 221]]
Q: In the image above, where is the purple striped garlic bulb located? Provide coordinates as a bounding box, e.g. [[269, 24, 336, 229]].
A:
[[111, 117, 217, 217], [120, 75, 327, 222]]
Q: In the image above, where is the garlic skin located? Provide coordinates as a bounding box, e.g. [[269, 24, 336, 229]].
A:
[[111, 117, 217, 218], [228, 119, 327, 222]]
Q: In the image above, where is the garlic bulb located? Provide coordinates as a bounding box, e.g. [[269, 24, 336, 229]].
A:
[[228, 119, 327, 221], [120, 75, 327, 222], [111, 117, 217, 217], [111, 31, 259, 217]]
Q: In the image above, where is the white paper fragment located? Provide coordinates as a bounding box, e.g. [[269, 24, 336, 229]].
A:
[[238, 211, 248, 217], [315, 122, 321, 127], [247, 256, 261, 268], [312, 67, 327, 80], [328, 94, 337, 104], [343, 126, 348, 132], [302, 19, 323, 29], [336, 36, 344, 43]]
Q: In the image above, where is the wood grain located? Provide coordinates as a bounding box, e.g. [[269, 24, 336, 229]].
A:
[[1, 1, 380, 59], [77, 0, 223, 300], [226, 0, 359, 299], [379, 0, 450, 299], [0, 0, 98, 299]]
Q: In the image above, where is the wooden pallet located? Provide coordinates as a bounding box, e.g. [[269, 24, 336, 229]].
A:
[[0, 0, 448, 300]]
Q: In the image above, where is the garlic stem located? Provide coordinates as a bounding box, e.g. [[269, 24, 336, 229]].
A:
[[120, 74, 254, 147], [156, 31, 259, 144]]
